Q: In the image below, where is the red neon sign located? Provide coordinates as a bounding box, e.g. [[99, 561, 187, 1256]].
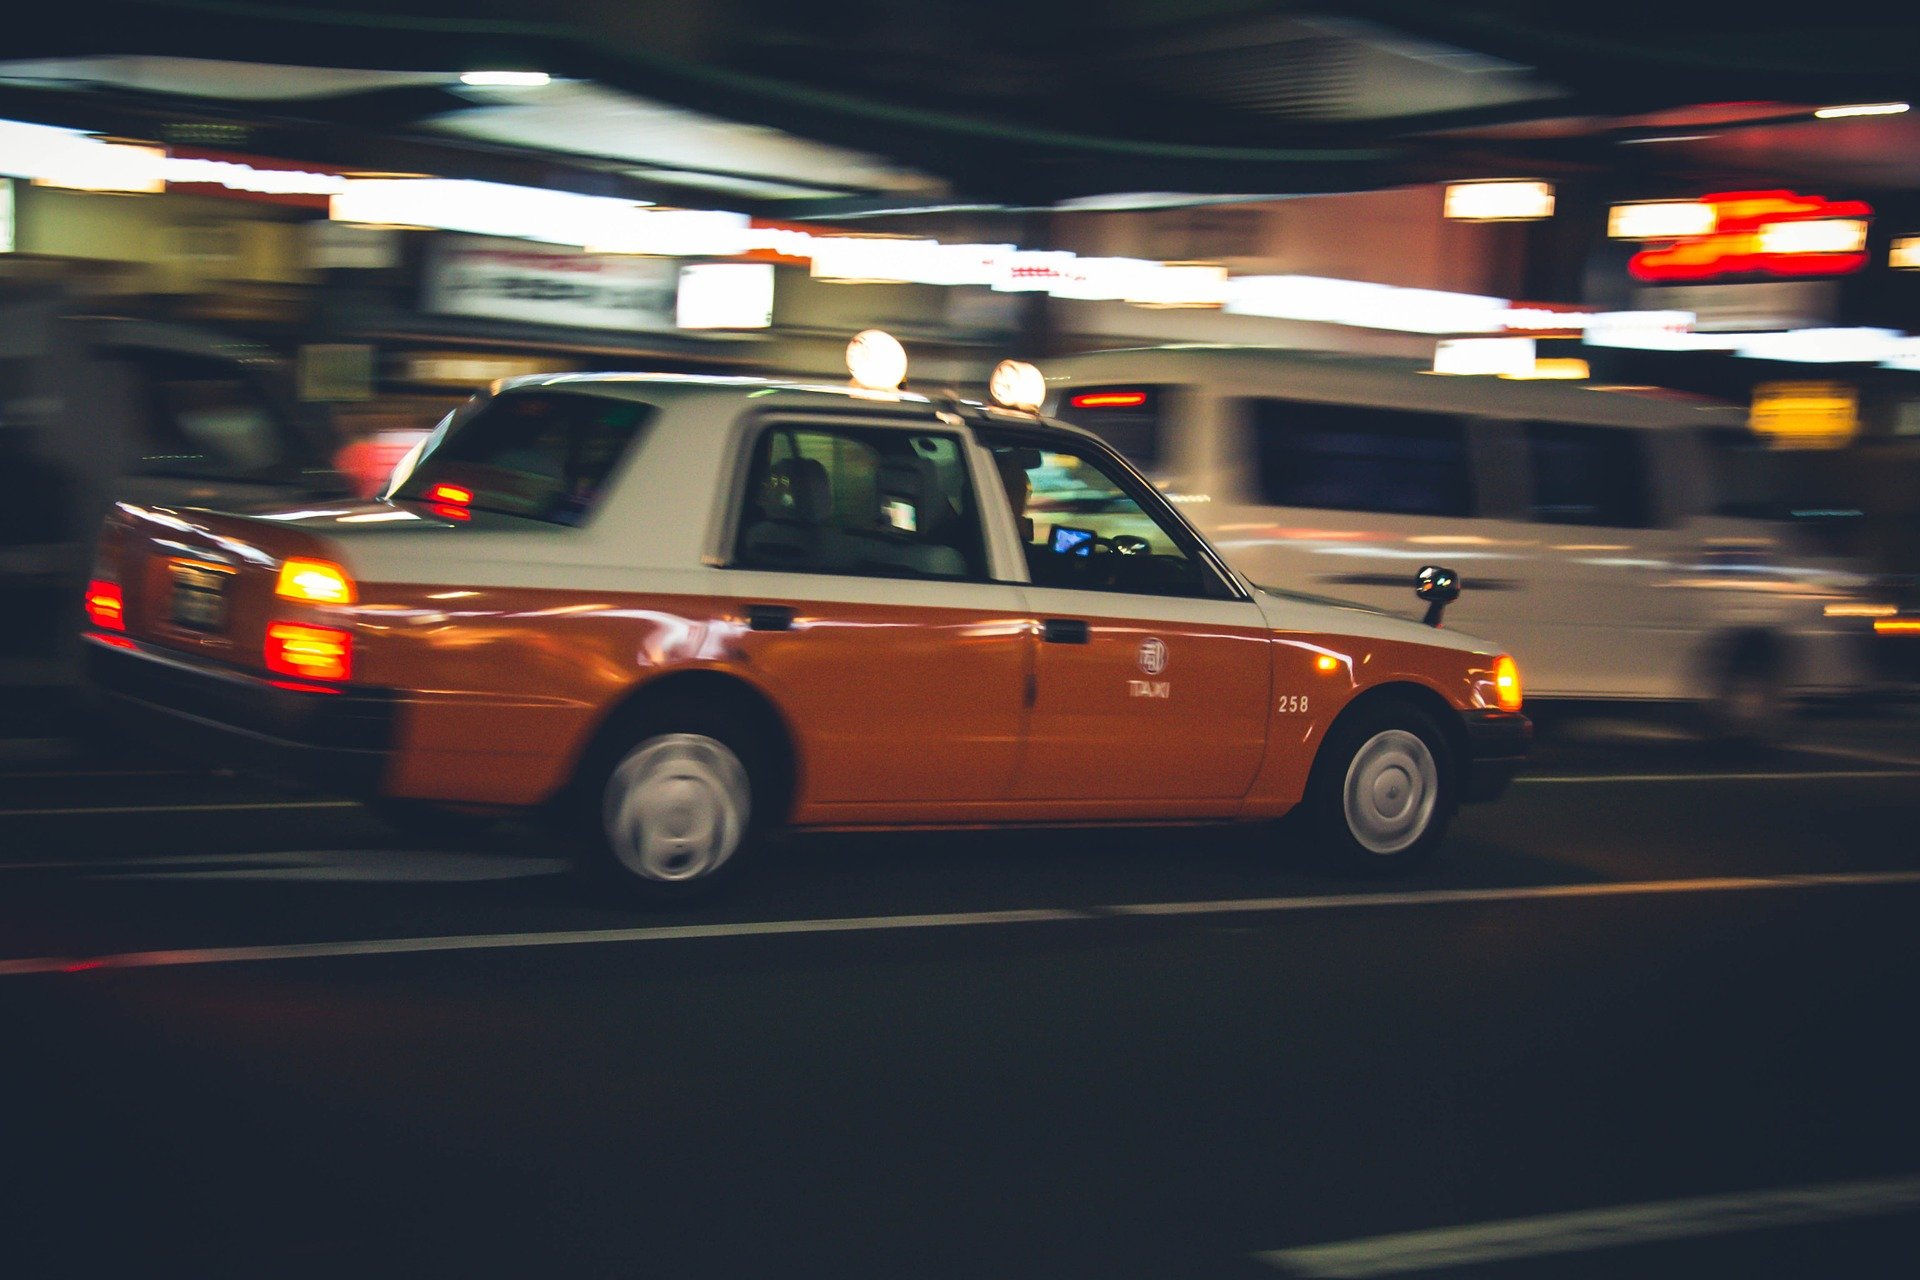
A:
[[1630, 190, 1872, 282]]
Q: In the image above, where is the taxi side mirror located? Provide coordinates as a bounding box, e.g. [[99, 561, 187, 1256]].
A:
[[1415, 565, 1460, 627]]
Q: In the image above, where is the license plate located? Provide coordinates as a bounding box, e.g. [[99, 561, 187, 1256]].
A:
[[169, 562, 233, 632]]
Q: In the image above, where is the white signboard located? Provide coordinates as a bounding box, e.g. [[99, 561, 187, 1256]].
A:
[[676, 262, 774, 329], [423, 235, 677, 332]]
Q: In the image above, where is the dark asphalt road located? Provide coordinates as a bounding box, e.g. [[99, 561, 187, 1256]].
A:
[[4, 714, 1920, 1278]]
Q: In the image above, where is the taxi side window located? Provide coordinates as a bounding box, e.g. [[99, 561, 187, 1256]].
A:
[[733, 424, 989, 581], [984, 433, 1229, 600]]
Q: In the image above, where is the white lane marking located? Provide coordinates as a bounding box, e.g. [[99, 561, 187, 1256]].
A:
[[1790, 741, 1920, 769], [0, 800, 359, 818], [5, 869, 1920, 979], [94, 850, 567, 883], [0, 908, 1089, 976], [1517, 769, 1920, 784], [1256, 1173, 1920, 1276], [1105, 870, 1920, 919], [0, 769, 208, 779]]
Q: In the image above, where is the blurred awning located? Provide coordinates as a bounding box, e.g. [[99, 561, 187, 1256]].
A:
[[6, 2, 1920, 213]]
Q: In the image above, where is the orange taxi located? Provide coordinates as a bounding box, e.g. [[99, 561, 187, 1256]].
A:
[[82, 335, 1529, 898]]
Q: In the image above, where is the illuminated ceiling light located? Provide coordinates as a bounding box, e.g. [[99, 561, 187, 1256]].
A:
[[1503, 357, 1591, 381], [1813, 102, 1909, 119], [1734, 328, 1902, 363], [1617, 134, 1709, 145], [331, 178, 654, 247], [1125, 262, 1228, 308], [1755, 219, 1868, 255], [1890, 236, 1920, 269], [1432, 337, 1536, 377], [585, 208, 751, 257], [459, 70, 551, 88], [1227, 275, 1511, 334], [1443, 181, 1555, 221], [846, 329, 907, 391], [1608, 201, 1715, 239]]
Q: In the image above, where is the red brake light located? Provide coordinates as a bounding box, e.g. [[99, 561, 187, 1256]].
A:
[[1071, 390, 1148, 409], [85, 579, 125, 631], [264, 622, 352, 682], [430, 483, 472, 505]]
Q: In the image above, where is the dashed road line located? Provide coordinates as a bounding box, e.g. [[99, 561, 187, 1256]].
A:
[[6, 869, 1920, 979], [1256, 1173, 1920, 1276]]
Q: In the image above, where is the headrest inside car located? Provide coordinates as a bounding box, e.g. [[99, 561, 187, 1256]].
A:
[[761, 457, 833, 524]]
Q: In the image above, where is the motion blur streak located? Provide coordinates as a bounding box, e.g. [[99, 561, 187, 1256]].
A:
[[8, 871, 1920, 979], [1258, 1173, 1920, 1277]]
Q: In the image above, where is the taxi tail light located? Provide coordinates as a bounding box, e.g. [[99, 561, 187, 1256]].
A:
[[276, 558, 357, 605], [264, 622, 352, 682], [1494, 654, 1523, 712], [85, 578, 125, 631]]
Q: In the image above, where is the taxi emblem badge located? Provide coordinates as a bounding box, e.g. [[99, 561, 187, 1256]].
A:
[[1137, 637, 1168, 675]]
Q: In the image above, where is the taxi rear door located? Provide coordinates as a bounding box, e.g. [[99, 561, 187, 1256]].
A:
[[980, 428, 1272, 809], [721, 417, 1030, 810]]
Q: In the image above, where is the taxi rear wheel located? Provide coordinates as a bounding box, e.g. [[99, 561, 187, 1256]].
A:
[[580, 718, 764, 901], [1306, 699, 1455, 874]]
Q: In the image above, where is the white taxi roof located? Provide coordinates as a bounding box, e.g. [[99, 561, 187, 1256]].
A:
[[490, 370, 1109, 442]]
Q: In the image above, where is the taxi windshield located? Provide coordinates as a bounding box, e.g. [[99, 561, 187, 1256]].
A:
[[394, 389, 654, 526]]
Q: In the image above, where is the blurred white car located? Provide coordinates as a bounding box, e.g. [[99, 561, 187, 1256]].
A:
[[1047, 346, 1877, 739]]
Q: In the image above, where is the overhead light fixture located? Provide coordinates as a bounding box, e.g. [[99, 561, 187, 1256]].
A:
[[1443, 181, 1555, 221], [1608, 201, 1715, 239], [1227, 275, 1511, 334], [1813, 102, 1908, 119], [332, 178, 654, 246], [1433, 337, 1536, 377], [459, 71, 551, 88], [1504, 357, 1591, 381]]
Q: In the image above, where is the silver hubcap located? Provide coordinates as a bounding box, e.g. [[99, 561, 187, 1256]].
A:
[[1342, 729, 1438, 856], [603, 734, 750, 882]]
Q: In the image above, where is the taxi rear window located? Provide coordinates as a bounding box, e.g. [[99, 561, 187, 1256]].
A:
[[393, 390, 654, 526]]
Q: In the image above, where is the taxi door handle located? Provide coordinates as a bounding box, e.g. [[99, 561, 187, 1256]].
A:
[[1042, 618, 1089, 644], [746, 604, 795, 632]]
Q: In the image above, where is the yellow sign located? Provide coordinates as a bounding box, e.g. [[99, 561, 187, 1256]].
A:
[[1749, 381, 1858, 449]]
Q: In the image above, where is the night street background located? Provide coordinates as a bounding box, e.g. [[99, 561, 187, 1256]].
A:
[[6, 714, 1920, 1278]]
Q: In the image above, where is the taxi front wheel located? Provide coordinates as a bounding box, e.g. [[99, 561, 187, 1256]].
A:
[[1305, 699, 1455, 874], [580, 720, 764, 902]]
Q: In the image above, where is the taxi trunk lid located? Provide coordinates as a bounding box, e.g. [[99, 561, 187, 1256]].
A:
[[99, 503, 354, 672]]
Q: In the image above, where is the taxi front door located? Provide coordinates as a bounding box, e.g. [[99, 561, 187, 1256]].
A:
[[1014, 588, 1271, 807]]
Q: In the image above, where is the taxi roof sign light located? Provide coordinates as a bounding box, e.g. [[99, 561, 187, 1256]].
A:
[[847, 329, 907, 391], [989, 360, 1045, 412]]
